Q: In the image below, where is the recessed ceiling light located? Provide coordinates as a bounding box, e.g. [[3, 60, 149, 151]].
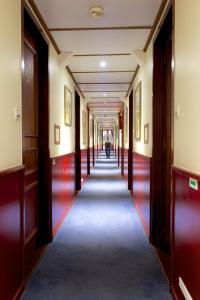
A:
[[100, 61, 106, 67]]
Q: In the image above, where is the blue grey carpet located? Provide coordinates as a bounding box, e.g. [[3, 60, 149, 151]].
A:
[[21, 153, 172, 300]]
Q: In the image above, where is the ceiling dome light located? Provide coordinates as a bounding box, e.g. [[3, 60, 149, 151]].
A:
[[100, 61, 106, 67], [89, 5, 104, 20]]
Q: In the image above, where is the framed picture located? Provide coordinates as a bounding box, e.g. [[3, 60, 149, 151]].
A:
[[134, 81, 142, 140], [64, 85, 72, 126], [82, 110, 87, 145], [54, 125, 60, 145], [144, 123, 149, 144]]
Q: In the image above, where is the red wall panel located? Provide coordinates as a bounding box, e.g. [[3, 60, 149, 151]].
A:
[[81, 149, 88, 184], [124, 149, 128, 185], [172, 167, 200, 300], [51, 153, 75, 237], [0, 166, 24, 300], [132, 152, 151, 237]]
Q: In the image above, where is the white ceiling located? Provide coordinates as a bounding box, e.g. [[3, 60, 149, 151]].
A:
[[52, 30, 150, 54], [34, 0, 161, 28], [34, 0, 163, 127]]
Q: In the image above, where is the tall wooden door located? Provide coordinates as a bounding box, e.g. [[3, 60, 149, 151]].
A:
[[121, 109, 125, 176], [23, 10, 51, 277], [128, 90, 133, 191], [151, 7, 173, 252], [23, 35, 39, 274], [75, 90, 81, 191]]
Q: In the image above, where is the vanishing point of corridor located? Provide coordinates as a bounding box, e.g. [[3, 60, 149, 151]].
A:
[[21, 153, 172, 300]]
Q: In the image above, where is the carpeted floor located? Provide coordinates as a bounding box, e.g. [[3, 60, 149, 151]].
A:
[[21, 153, 172, 300]]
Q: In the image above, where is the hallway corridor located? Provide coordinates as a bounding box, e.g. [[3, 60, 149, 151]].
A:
[[21, 153, 172, 300]]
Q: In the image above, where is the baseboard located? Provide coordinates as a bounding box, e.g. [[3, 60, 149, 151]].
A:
[[13, 282, 25, 300]]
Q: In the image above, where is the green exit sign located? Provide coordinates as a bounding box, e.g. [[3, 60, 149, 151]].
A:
[[189, 178, 198, 190]]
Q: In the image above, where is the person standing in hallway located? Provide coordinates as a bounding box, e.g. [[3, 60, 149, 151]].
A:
[[105, 141, 111, 158]]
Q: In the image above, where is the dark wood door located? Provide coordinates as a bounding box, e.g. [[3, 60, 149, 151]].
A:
[[128, 90, 133, 191], [75, 91, 81, 190], [23, 9, 51, 278], [23, 37, 39, 274], [121, 109, 125, 176], [151, 7, 173, 252]]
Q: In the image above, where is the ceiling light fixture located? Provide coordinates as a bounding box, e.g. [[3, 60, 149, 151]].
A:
[[100, 61, 106, 67], [89, 5, 104, 20]]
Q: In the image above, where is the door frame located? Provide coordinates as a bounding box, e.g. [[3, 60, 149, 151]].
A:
[[92, 117, 95, 166], [75, 90, 81, 191], [22, 7, 51, 251], [121, 108, 125, 176], [87, 106, 90, 175], [150, 4, 174, 252], [128, 90, 133, 191]]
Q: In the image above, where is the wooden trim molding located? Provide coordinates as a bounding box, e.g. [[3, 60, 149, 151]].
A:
[[83, 90, 127, 93], [49, 26, 152, 32], [144, 0, 169, 51], [74, 53, 131, 57], [0, 165, 24, 176], [72, 70, 135, 74], [66, 66, 85, 99], [126, 65, 140, 97], [78, 82, 130, 85], [26, 0, 61, 54], [90, 97, 121, 99]]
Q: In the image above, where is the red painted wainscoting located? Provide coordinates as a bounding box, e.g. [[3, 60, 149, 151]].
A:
[[81, 149, 88, 185], [132, 152, 151, 237], [124, 148, 128, 186], [51, 153, 76, 237], [0, 166, 24, 300], [172, 167, 200, 300]]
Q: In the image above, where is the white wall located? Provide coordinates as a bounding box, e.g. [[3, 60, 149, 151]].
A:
[[133, 43, 153, 158], [0, 0, 22, 170], [124, 101, 129, 149], [174, 0, 200, 173], [49, 46, 75, 157], [80, 100, 88, 150]]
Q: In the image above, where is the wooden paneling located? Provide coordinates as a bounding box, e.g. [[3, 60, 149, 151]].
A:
[[51, 154, 76, 237], [172, 167, 200, 300], [0, 166, 24, 300], [132, 152, 151, 237]]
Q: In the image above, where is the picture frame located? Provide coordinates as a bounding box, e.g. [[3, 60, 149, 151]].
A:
[[64, 85, 72, 126], [54, 125, 60, 145], [144, 123, 149, 144], [134, 81, 142, 140], [82, 110, 87, 145]]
